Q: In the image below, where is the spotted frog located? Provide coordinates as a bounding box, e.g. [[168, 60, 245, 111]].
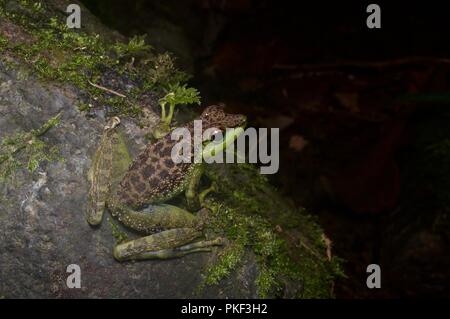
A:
[[87, 105, 246, 261]]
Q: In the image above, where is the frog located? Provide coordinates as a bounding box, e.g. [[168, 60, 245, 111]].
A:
[[86, 105, 246, 261]]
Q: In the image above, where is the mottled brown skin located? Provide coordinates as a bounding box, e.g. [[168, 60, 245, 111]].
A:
[[116, 136, 190, 208], [87, 105, 246, 261], [117, 104, 246, 208]]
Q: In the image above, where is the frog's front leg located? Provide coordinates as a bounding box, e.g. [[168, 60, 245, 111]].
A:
[[185, 165, 204, 210], [186, 165, 219, 210]]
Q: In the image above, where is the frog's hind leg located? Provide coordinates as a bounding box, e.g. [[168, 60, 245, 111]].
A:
[[110, 201, 201, 233], [113, 228, 224, 261], [87, 117, 131, 226], [87, 132, 114, 225]]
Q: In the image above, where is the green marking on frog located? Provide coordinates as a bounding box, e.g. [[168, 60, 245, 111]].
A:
[[87, 105, 246, 261]]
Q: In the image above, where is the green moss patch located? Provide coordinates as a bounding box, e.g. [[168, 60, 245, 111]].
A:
[[0, 0, 198, 119], [0, 113, 62, 182], [201, 163, 344, 298]]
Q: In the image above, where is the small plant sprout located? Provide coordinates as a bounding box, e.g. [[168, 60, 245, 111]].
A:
[[154, 84, 200, 138], [159, 84, 201, 125]]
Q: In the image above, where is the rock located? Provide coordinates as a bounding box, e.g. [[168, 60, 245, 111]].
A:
[[0, 58, 260, 298], [0, 0, 339, 298]]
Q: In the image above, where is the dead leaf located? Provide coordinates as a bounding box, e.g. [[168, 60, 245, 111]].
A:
[[335, 92, 359, 113], [289, 135, 309, 152]]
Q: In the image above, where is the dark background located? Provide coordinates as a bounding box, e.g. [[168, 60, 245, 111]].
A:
[[81, 0, 450, 298]]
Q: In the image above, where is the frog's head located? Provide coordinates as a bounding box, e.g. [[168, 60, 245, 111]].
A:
[[199, 104, 247, 160], [200, 104, 247, 131]]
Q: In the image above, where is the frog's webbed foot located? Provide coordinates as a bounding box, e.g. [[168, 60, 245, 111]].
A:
[[113, 228, 225, 261]]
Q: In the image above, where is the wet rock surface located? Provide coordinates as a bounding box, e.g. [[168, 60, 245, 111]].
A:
[[0, 0, 343, 299], [0, 63, 259, 298]]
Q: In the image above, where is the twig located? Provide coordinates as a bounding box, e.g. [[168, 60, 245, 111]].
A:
[[87, 80, 127, 98]]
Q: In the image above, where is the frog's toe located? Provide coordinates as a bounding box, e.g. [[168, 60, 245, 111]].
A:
[[195, 208, 212, 229], [112, 230, 225, 261], [198, 182, 218, 206], [211, 236, 227, 246]]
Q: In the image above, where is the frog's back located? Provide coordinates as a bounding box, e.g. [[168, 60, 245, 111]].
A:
[[115, 104, 246, 208], [116, 134, 191, 208]]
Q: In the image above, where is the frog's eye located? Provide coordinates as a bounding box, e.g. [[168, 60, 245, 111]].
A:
[[203, 127, 222, 142], [211, 131, 223, 142]]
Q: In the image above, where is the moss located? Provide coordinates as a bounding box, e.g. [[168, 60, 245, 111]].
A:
[[113, 34, 152, 57], [108, 217, 128, 244], [0, 34, 7, 47], [0, 0, 198, 119], [200, 163, 344, 298], [204, 242, 245, 286], [0, 0, 343, 298], [0, 113, 62, 182], [206, 163, 303, 228]]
